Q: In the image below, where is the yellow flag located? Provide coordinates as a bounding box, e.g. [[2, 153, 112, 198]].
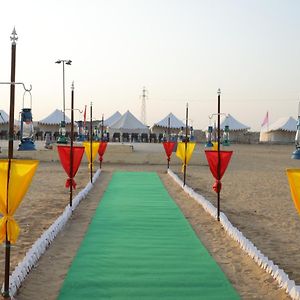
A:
[[0, 159, 39, 243], [287, 169, 300, 214], [82, 142, 99, 170], [176, 142, 196, 171]]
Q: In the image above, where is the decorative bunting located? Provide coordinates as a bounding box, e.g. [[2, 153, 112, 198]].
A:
[[57, 146, 85, 189], [205, 150, 233, 193], [0, 159, 39, 243], [98, 142, 108, 163], [163, 141, 176, 161], [176, 142, 195, 172], [83, 141, 100, 170], [286, 169, 300, 214]]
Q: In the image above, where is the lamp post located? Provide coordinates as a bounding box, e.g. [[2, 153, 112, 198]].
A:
[[55, 59, 72, 144]]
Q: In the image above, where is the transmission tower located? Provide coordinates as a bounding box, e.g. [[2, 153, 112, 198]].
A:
[[141, 87, 148, 125]]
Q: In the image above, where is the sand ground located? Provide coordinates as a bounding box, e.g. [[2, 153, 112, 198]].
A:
[[0, 141, 298, 299]]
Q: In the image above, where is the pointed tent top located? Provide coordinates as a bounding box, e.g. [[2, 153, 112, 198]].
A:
[[220, 114, 250, 131], [153, 113, 185, 129], [38, 109, 71, 125], [0, 110, 9, 123], [268, 116, 297, 132], [109, 110, 148, 130], [104, 111, 122, 127]]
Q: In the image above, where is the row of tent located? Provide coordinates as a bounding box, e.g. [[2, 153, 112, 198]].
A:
[[0, 108, 298, 143]]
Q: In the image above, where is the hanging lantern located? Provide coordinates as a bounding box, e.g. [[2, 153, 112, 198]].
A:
[[205, 125, 213, 147], [18, 91, 36, 151], [77, 120, 85, 141], [292, 117, 300, 159], [93, 125, 100, 141], [57, 120, 68, 144], [222, 125, 230, 146]]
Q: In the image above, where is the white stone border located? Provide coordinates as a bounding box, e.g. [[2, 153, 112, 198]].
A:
[[168, 168, 300, 300], [3, 169, 101, 298]]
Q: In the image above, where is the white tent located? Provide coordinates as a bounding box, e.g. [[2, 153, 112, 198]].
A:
[[0, 110, 9, 123], [108, 110, 149, 141], [38, 109, 71, 125], [104, 111, 122, 127], [153, 113, 185, 129], [260, 116, 296, 143], [220, 114, 250, 130]]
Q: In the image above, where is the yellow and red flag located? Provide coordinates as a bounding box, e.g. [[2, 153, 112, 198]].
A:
[[82, 141, 100, 170], [0, 159, 39, 243], [286, 169, 300, 214], [176, 142, 195, 172]]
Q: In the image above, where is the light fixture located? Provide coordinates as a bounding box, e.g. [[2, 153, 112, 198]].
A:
[[205, 125, 213, 147], [222, 125, 230, 146]]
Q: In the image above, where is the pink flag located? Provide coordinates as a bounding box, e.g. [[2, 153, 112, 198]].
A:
[[261, 111, 269, 127], [83, 105, 87, 128]]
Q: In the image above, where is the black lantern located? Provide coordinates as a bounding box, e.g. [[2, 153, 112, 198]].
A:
[[222, 125, 230, 146], [205, 125, 213, 147]]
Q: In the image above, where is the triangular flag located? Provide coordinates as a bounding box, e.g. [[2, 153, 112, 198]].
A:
[[98, 142, 108, 162], [82, 141, 100, 169], [176, 142, 196, 171], [287, 169, 300, 214], [163, 141, 176, 160], [0, 159, 39, 243], [57, 145, 85, 189]]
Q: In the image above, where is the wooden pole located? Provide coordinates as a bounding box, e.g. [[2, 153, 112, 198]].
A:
[[217, 89, 221, 221], [3, 28, 17, 300], [183, 103, 188, 186], [90, 102, 93, 183], [69, 83, 74, 207]]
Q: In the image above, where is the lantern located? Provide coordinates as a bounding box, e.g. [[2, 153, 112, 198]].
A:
[[77, 120, 85, 141], [205, 125, 213, 147], [57, 120, 68, 144], [18, 91, 36, 151], [222, 125, 230, 146], [292, 117, 300, 159]]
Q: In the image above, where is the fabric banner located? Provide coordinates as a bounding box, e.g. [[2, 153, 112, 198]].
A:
[[57, 146, 85, 189], [0, 159, 39, 243], [205, 150, 233, 193], [176, 142, 196, 171], [98, 142, 108, 162], [83, 141, 100, 169], [286, 169, 300, 214], [163, 141, 176, 160]]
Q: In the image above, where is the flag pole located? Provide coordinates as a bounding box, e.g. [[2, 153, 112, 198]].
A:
[[183, 103, 188, 186], [90, 102, 93, 183], [217, 89, 221, 221], [69, 82, 74, 207]]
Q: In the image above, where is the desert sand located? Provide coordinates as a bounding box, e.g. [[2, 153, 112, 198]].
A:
[[0, 141, 299, 299]]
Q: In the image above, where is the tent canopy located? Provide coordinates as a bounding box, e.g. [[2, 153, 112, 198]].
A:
[[267, 116, 297, 132], [104, 111, 122, 127], [0, 110, 9, 123], [38, 109, 71, 125], [220, 114, 250, 131], [109, 110, 149, 134], [153, 113, 185, 129]]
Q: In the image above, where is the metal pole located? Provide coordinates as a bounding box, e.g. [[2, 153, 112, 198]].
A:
[[167, 116, 170, 169], [62, 61, 65, 123], [183, 103, 188, 186], [101, 114, 104, 141], [69, 83, 74, 207], [217, 89, 221, 221], [90, 102, 93, 183], [4, 27, 17, 299]]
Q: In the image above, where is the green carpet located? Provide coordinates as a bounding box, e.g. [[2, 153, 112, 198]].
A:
[[58, 172, 239, 299]]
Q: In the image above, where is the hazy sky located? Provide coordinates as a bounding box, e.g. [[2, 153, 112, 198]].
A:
[[0, 0, 300, 131]]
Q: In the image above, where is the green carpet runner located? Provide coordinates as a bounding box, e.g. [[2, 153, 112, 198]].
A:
[[58, 172, 239, 299]]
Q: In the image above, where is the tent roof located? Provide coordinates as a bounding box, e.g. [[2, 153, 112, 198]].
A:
[[104, 111, 122, 127], [109, 110, 148, 130], [153, 112, 185, 129], [0, 110, 9, 123], [220, 114, 250, 131], [38, 109, 71, 125], [268, 116, 297, 132]]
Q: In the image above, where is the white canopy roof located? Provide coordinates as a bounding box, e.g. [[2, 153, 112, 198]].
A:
[[268, 116, 297, 132], [109, 110, 148, 134], [220, 114, 250, 131], [153, 112, 185, 129], [104, 111, 122, 127], [38, 109, 71, 125], [0, 110, 9, 123]]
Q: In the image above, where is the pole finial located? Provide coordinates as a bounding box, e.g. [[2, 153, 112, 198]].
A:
[[10, 27, 18, 45], [71, 81, 74, 90], [217, 88, 221, 95]]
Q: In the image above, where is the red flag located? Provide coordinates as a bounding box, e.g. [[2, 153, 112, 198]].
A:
[[205, 150, 233, 193], [98, 141, 108, 162], [57, 146, 85, 189], [261, 111, 269, 127], [83, 105, 87, 128], [163, 141, 176, 161]]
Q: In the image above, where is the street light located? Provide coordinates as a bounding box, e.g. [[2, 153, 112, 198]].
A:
[[55, 59, 72, 144]]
